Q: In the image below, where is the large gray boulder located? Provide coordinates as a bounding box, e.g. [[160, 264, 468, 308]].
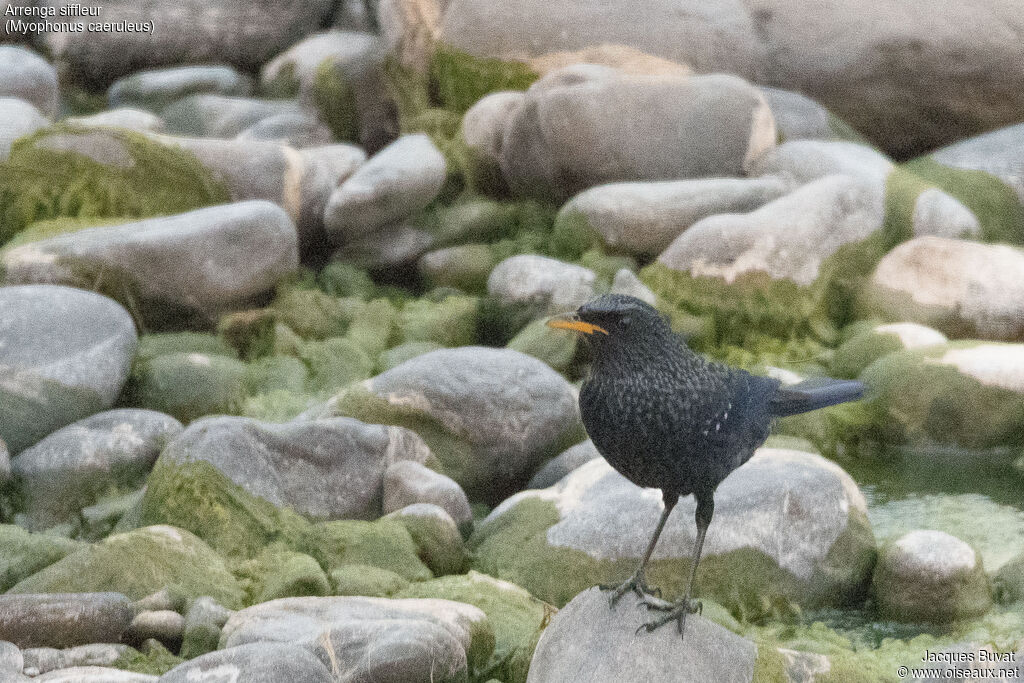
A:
[[35, 0, 337, 88], [486, 254, 596, 316], [471, 448, 876, 613], [21, 643, 131, 676], [0, 97, 48, 161], [159, 642, 332, 683], [108, 65, 253, 113], [0, 593, 133, 649], [308, 347, 582, 502], [0, 286, 137, 454], [11, 410, 183, 531], [426, 0, 1024, 157], [157, 416, 433, 521], [873, 530, 992, 623], [527, 587, 759, 683], [2, 201, 299, 327], [499, 67, 775, 201], [220, 596, 491, 683], [860, 237, 1024, 341], [323, 134, 447, 244], [0, 46, 57, 117]]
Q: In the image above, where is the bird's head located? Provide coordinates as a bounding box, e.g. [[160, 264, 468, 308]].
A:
[[546, 294, 674, 357]]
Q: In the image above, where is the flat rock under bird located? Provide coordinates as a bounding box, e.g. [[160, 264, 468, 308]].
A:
[[548, 294, 864, 639]]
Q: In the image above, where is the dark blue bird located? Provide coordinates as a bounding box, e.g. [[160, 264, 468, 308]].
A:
[[548, 293, 864, 639]]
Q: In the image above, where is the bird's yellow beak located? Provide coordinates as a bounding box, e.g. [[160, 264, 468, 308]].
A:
[[546, 312, 608, 336]]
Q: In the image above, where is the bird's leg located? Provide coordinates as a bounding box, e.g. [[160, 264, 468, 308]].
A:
[[639, 495, 714, 640], [601, 493, 677, 608]]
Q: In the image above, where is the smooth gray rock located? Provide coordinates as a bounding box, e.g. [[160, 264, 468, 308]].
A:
[[108, 65, 253, 113], [220, 596, 488, 683], [461, 90, 525, 179], [431, 0, 1024, 157], [38, 1, 336, 88], [487, 254, 596, 315], [861, 237, 1024, 341], [160, 642, 332, 683], [873, 530, 991, 623], [527, 587, 757, 683], [334, 224, 435, 269], [0, 593, 133, 649], [930, 121, 1024, 203], [0, 96, 48, 161], [124, 611, 184, 650], [21, 644, 131, 676], [310, 347, 582, 501], [474, 448, 875, 611], [0, 286, 137, 455], [557, 176, 788, 256], [323, 134, 447, 243], [0, 46, 57, 117], [180, 597, 233, 659], [262, 30, 381, 96], [748, 139, 894, 188], [384, 503, 466, 575], [162, 94, 308, 138], [0, 640, 22, 675], [236, 112, 333, 148], [33, 667, 156, 682], [382, 460, 472, 528], [158, 416, 432, 521], [658, 175, 884, 287], [2, 201, 299, 326], [527, 440, 601, 490], [609, 269, 657, 305], [12, 410, 182, 531], [759, 86, 836, 142], [499, 67, 775, 201], [64, 108, 165, 134]]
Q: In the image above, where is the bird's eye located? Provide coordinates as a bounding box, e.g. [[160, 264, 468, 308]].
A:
[[620, 315, 632, 327]]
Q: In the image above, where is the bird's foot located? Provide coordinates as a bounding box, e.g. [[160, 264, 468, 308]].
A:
[[636, 597, 702, 638], [599, 570, 661, 609]]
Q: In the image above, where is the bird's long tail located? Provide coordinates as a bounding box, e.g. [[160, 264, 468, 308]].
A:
[[770, 377, 865, 417]]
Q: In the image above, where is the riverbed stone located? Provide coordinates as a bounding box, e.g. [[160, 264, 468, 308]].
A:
[[0, 593, 133, 649], [108, 65, 253, 113], [526, 441, 601, 490], [0, 286, 137, 455], [471, 448, 875, 616], [65, 108, 166, 133], [34, 667, 157, 682], [831, 322, 948, 379], [21, 643, 131, 676], [0, 526, 82, 593], [384, 503, 467, 576], [0, 46, 57, 118], [0, 97, 47, 161], [929, 121, 1024, 204], [159, 642, 332, 683], [179, 597, 233, 660], [487, 254, 596, 316], [873, 530, 991, 623], [11, 409, 182, 531], [235, 112, 333, 148], [383, 460, 473, 529], [162, 95, 308, 138]]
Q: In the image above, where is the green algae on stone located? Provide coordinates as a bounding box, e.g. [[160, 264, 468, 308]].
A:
[[0, 126, 229, 245], [378, 341, 445, 374], [8, 525, 245, 608], [329, 563, 411, 597], [396, 571, 553, 683], [125, 352, 248, 424], [269, 288, 360, 340], [507, 318, 578, 372], [295, 336, 376, 393], [312, 59, 361, 142], [549, 211, 604, 262], [136, 332, 239, 363], [344, 297, 398, 358], [429, 44, 538, 114], [317, 262, 377, 299], [237, 390, 321, 423], [0, 216, 135, 252], [293, 518, 433, 582], [398, 294, 479, 347], [111, 641, 184, 676], [386, 506, 468, 576], [0, 524, 83, 591], [243, 355, 309, 396], [140, 459, 310, 560], [233, 544, 330, 606]]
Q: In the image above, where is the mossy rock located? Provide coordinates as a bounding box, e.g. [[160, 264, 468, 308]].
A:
[[233, 544, 330, 606], [125, 352, 248, 423], [830, 322, 946, 379], [292, 518, 433, 583], [8, 525, 245, 608], [140, 459, 310, 560], [237, 390, 321, 423], [293, 336, 376, 393], [0, 524, 83, 592], [396, 571, 553, 683], [386, 504, 468, 576], [269, 288, 359, 340], [312, 58, 361, 142], [136, 332, 238, 363], [244, 355, 309, 396], [506, 318, 577, 372], [398, 295, 480, 347], [429, 43, 538, 114], [378, 341, 445, 373], [859, 341, 1024, 449], [0, 215, 134, 252], [344, 297, 398, 357], [111, 641, 184, 676], [0, 125, 229, 245], [329, 563, 410, 597], [318, 262, 377, 299], [419, 244, 499, 293]]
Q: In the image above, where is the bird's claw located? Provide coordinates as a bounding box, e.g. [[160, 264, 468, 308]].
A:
[[600, 571, 661, 609], [636, 598, 702, 639]]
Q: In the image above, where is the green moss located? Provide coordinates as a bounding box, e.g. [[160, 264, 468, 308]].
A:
[[507, 318, 577, 372], [0, 125, 229, 245], [237, 390, 320, 423], [830, 329, 907, 379], [396, 571, 552, 683], [549, 211, 604, 262], [111, 642, 184, 676], [344, 298, 398, 357], [8, 525, 246, 608], [994, 553, 1024, 605], [0, 524, 83, 591], [269, 288, 358, 340], [233, 544, 330, 605], [905, 157, 1024, 244], [244, 355, 309, 396], [295, 336, 376, 392], [751, 645, 789, 683], [318, 262, 377, 299], [329, 563, 411, 597], [378, 341, 445, 373], [312, 59, 360, 142], [140, 459, 310, 560], [137, 332, 238, 363], [0, 215, 135, 252], [387, 506, 468, 576], [293, 518, 433, 582], [124, 352, 248, 423], [429, 43, 538, 114], [398, 294, 480, 347], [419, 244, 499, 293]]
